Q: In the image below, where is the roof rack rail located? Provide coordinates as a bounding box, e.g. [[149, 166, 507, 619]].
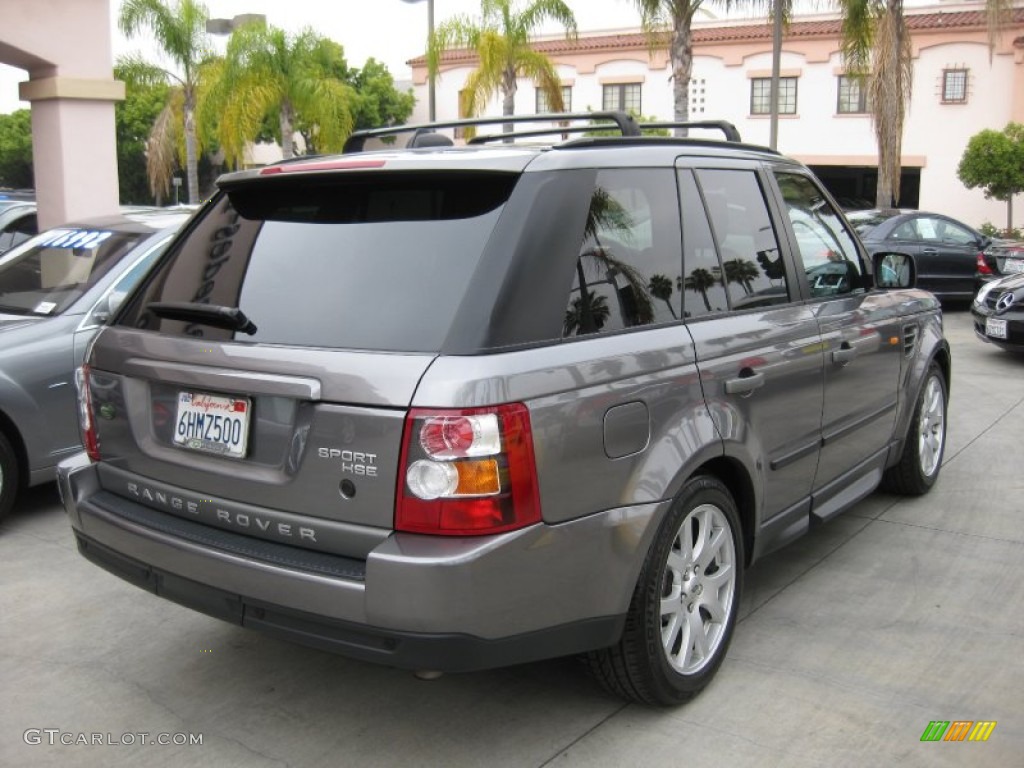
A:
[[638, 120, 742, 142], [465, 121, 643, 146], [343, 111, 641, 153]]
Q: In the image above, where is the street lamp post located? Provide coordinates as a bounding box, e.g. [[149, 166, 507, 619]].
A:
[[769, 0, 782, 151], [205, 13, 266, 35], [400, 0, 436, 121]]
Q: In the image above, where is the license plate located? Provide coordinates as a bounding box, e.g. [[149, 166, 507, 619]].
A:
[[173, 391, 250, 458], [986, 317, 1008, 339], [1003, 258, 1024, 274]]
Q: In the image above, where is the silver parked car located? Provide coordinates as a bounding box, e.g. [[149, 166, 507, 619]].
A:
[[59, 113, 950, 706], [0, 207, 194, 519], [0, 200, 38, 254]]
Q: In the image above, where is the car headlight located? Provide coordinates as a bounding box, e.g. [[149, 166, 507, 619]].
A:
[[975, 280, 999, 306]]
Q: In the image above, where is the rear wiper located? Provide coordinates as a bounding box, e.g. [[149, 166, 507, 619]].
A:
[[146, 301, 258, 335]]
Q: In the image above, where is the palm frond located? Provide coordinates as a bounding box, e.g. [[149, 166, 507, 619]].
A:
[[519, 0, 578, 41], [116, 54, 174, 89], [294, 79, 356, 153], [146, 101, 179, 200], [984, 0, 1013, 56], [837, 0, 876, 77], [516, 50, 564, 109], [428, 16, 480, 78]]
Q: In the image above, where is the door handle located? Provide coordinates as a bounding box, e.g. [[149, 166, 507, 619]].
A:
[[921, 248, 938, 254], [724, 370, 765, 395], [832, 342, 858, 364]]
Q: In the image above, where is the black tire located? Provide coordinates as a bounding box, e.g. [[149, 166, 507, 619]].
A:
[[882, 362, 947, 496], [0, 431, 18, 521], [586, 475, 744, 706]]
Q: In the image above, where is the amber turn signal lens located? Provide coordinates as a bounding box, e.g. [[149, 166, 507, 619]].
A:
[[455, 459, 500, 496]]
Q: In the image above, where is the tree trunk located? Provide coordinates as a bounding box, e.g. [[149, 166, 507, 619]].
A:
[[184, 89, 199, 205], [1008, 197, 1014, 234], [502, 65, 517, 139], [280, 101, 295, 159], [576, 260, 594, 334], [670, 9, 694, 137], [872, 1, 911, 209]]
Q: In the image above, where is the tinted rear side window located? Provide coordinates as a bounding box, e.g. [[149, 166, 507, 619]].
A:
[[120, 173, 517, 352], [562, 169, 683, 337]]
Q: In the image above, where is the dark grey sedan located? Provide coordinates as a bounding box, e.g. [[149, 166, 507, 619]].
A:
[[847, 209, 991, 302], [0, 207, 193, 519]]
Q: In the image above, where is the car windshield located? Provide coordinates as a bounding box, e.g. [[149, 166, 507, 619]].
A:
[[0, 227, 145, 316]]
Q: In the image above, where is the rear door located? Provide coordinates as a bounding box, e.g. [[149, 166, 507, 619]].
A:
[[680, 165, 824, 528], [913, 215, 984, 298]]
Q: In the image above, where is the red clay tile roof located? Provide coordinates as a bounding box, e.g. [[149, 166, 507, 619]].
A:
[[409, 8, 1024, 65]]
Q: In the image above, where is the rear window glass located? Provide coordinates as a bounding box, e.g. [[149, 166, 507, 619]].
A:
[[0, 227, 145, 315], [120, 173, 517, 352]]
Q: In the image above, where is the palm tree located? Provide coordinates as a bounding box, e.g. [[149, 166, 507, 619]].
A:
[[835, 0, 911, 209], [427, 0, 577, 129], [573, 187, 654, 331], [631, 1, 712, 136], [564, 293, 610, 336], [119, 0, 213, 205], [202, 22, 357, 167], [723, 258, 759, 294], [681, 268, 717, 313], [837, 0, 1013, 208], [649, 273, 678, 318]]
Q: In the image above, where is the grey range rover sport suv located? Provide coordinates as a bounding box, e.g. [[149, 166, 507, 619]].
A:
[[59, 113, 950, 706]]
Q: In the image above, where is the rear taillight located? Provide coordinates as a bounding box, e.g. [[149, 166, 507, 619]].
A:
[[74, 364, 100, 461], [976, 253, 993, 275], [396, 404, 540, 535]]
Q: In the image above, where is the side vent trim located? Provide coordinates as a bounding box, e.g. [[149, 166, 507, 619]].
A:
[[902, 324, 919, 358]]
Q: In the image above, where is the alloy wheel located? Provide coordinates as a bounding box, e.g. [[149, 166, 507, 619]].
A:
[[659, 503, 737, 675]]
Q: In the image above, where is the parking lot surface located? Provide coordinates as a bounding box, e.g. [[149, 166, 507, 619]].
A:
[[1, 308, 1021, 767]]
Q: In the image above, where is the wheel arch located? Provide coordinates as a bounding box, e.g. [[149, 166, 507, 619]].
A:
[[689, 456, 757, 568], [0, 408, 29, 490], [931, 343, 952, 395]]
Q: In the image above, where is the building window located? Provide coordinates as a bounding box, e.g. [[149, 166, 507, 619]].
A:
[[750, 77, 797, 115], [602, 83, 642, 113], [942, 69, 968, 104], [536, 85, 572, 114], [837, 75, 869, 114]]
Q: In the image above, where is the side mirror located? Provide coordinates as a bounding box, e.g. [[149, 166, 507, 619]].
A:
[[873, 251, 915, 289], [980, 235, 993, 250], [88, 290, 128, 326], [107, 289, 129, 316]]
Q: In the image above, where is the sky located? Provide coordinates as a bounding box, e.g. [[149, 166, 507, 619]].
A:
[[0, 0, 661, 114]]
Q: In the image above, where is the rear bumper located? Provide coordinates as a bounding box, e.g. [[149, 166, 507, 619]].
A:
[[59, 457, 666, 672]]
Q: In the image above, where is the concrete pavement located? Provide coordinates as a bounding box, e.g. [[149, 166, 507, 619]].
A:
[[1, 308, 1022, 767]]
